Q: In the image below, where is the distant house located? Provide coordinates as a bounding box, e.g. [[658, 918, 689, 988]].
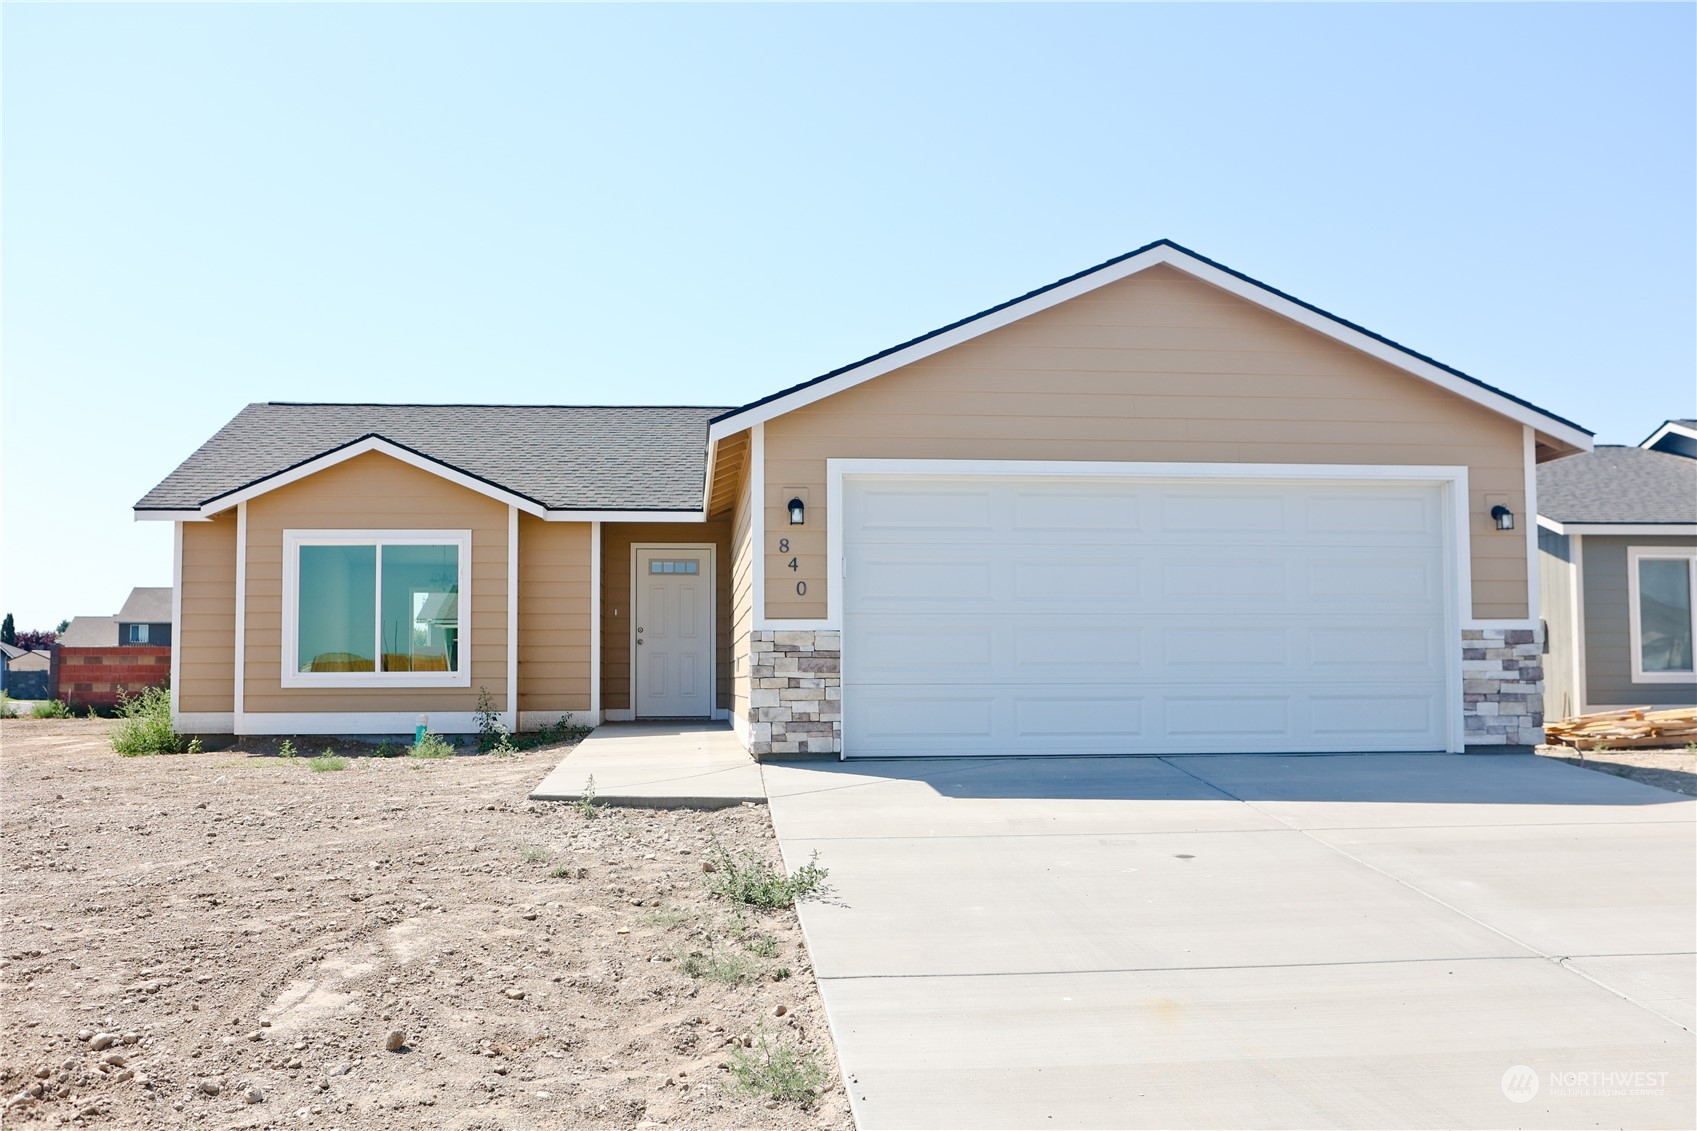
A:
[[1, 642, 53, 700], [116, 587, 173, 646], [1538, 420, 1697, 720], [59, 616, 120, 647]]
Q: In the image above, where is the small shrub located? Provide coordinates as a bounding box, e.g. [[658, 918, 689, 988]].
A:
[[278, 738, 298, 759], [31, 699, 73, 719], [518, 843, 550, 864], [772, 966, 793, 982], [726, 1030, 828, 1106], [409, 732, 456, 759], [571, 775, 603, 819], [548, 862, 576, 879], [110, 686, 182, 756], [307, 753, 349, 772], [374, 741, 399, 758], [705, 841, 828, 909], [744, 933, 781, 958], [474, 686, 514, 753], [186, 736, 204, 754], [677, 948, 760, 986]]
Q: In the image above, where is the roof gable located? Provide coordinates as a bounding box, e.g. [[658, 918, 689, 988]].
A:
[[1641, 419, 1697, 459], [707, 240, 1592, 451], [116, 587, 173, 623]]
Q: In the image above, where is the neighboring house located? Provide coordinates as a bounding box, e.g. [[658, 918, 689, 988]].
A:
[[137, 240, 1593, 754], [1, 642, 52, 700], [116, 587, 173, 646], [1537, 420, 1697, 721], [58, 616, 120, 647]]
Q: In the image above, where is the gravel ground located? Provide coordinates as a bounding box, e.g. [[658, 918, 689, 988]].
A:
[[1535, 743, 1697, 797], [0, 719, 852, 1130]]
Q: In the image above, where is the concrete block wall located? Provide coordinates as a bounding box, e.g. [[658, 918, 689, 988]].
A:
[[1462, 627, 1545, 746], [744, 629, 841, 758]]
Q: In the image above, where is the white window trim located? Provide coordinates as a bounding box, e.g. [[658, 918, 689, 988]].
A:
[[281, 529, 473, 689], [1626, 546, 1697, 684], [128, 624, 149, 644]]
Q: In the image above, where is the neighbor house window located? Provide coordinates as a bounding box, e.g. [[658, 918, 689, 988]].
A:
[[128, 624, 149, 643], [283, 531, 471, 687], [1628, 547, 1697, 683]]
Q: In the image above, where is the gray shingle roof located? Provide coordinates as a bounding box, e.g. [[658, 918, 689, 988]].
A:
[[135, 404, 731, 514], [116, 587, 173, 623], [1537, 445, 1697, 525], [59, 617, 118, 648]]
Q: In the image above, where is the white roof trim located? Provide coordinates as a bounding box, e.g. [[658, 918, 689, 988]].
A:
[[1640, 420, 1697, 450], [706, 243, 1594, 452], [1538, 515, 1697, 537], [130, 436, 709, 523]]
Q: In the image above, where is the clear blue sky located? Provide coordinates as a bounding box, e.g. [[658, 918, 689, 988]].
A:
[[3, 3, 1692, 630]]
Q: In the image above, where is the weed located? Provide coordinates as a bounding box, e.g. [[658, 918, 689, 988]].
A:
[[1685, 741, 1697, 754], [375, 741, 399, 758], [640, 904, 695, 929], [279, 738, 298, 759], [677, 948, 760, 986], [571, 775, 603, 819], [474, 686, 517, 754], [307, 753, 349, 772], [0, 691, 12, 717], [726, 1030, 828, 1106], [409, 732, 456, 759], [772, 966, 792, 982], [518, 844, 551, 864], [186, 736, 204, 755], [744, 933, 781, 958], [705, 841, 828, 909], [110, 686, 183, 756], [31, 699, 73, 719], [548, 862, 576, 879]]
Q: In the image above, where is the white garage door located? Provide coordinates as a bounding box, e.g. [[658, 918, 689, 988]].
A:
[[842, 476, 1454, 756]]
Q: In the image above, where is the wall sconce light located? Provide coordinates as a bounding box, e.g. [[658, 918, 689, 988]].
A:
[[788, 497, 806, 525], [1491, 504, 1515, 531]]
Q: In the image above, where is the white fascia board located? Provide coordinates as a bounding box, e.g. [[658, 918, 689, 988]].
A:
[[136, 510, 211, 522], [1538, 517, 1697, 537], [706, 245, 1595, 452], [540, 510, 705, 523], [1640, 421, 1697, 449]]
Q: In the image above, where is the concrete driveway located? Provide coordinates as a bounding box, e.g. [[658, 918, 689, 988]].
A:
[[762, 753, 1695, 1130]]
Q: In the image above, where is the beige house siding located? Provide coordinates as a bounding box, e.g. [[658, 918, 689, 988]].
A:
[[729, 451, 755, 729], [761, 263, 1531, 621], [242, 452, 510, 714], [517, 516, 592, 714], [179, 512, 238, 714], [600, 520, 734, 714]]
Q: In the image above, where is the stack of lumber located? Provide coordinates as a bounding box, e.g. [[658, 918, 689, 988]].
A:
[[1544, 707, 1697, 750]]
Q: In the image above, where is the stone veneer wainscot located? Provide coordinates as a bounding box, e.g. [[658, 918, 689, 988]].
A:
[[745, 630, 842, 758], [1462, 627, 1546, 746]]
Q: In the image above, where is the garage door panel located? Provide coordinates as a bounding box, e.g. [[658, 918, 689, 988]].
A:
[[843, 476, 1452, 756], [856, 487, 995, 531]]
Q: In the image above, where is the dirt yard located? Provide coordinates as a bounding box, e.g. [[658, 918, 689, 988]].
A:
[[0, 720, 853, 1130], [1535, 743, 1697, 797]]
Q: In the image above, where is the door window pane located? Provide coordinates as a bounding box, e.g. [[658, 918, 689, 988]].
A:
[[381, 544, 459, 672], [648, 559, 698, 574], [298, 545, 377, 672], [1638, 558, 1694, 673]]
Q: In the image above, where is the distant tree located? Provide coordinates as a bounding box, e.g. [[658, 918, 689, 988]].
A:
[[15, 630, 57, 649], [1, 614, 13, 646], [55, 619, 70, 635]]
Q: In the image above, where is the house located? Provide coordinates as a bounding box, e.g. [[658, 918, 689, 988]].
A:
[[58, 616, 120, 647], [1537, 421, 1697, 721], [116, 587, 173, 646], [1, 642, 52, 700], [137, 240, 1593, 755]]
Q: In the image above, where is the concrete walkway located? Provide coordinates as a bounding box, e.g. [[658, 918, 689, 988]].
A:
[[528, 722, 763, 807], [764, 753, 1696, 1130]]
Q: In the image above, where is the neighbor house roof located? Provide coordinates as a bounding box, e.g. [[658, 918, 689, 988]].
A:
[[59, 616, 119, 647], [0, 642, 26, 661], [1537, 445, 1697, 530], [705, 239, 1594, 451], [116, 587, 172, 623], [1640, 419, 1697, 459], [135, 404, 731, 518]]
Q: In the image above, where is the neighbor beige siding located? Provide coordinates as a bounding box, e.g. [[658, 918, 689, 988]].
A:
[[763, 263, 1532, 621], [242, 452, 510, 714], [179, 512, 238, 714], [517, 516, 592, 714], [600, 520, 733, 713]]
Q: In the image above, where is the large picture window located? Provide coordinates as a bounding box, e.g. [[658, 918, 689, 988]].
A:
[[283, 531, 471, 687], [1628, 547, 1696, 684]]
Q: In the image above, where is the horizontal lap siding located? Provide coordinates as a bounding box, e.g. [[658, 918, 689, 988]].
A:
[[730, 453, 755, 727], [180, 513, 237, 713], [517, 517, 591, 713], [763, 264, 1530, 621], [243, 452, 509, 714], [600, 520, 734, 713], [1582, 534, 1697, 708]]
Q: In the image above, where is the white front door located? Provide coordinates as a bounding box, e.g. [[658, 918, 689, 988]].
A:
[[635, 547, 714, 719], [842, 476, 1453, 756]]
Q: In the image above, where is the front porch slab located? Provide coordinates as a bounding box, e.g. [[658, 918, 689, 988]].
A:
[[528, 722, 764, 808]]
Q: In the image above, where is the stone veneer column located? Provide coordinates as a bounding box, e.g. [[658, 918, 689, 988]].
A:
[[1461, 627, 1545, 746], [744, 630, 842, 758]]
